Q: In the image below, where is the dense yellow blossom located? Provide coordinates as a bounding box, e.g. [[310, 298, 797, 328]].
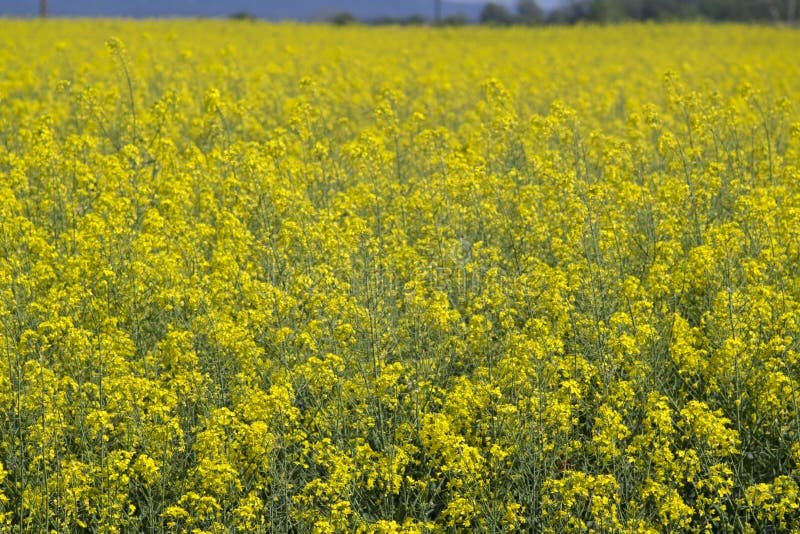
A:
[[0, 19, 799, 532]]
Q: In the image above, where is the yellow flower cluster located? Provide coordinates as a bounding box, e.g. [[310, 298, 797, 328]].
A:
[[1, 19, 799, 532]]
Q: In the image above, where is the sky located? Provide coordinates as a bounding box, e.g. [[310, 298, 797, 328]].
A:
[[1, 0, 561, 20]]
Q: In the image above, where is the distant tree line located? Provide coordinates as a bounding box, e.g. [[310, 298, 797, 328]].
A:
[[480, 0, 798, 24], [231, 0, 797, 25], [323, 1, 542, 26], [544, 0, 797, 23], [326, 11, 470, 26]]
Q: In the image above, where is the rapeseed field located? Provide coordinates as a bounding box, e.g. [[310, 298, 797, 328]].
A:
[[1, 20, 800, 532]]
